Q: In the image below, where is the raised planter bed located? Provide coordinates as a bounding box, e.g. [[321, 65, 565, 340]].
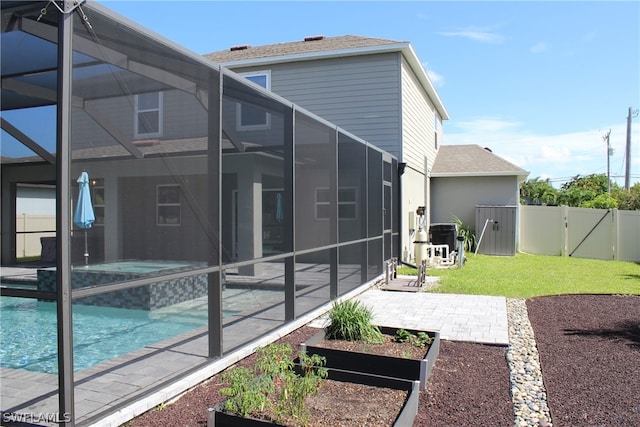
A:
[[300, 326, 440, 391], [207, 367, 420, 427]]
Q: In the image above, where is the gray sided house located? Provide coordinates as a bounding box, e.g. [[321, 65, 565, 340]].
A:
[[431, 145, 529, 254], [205, 35, 449, 263]]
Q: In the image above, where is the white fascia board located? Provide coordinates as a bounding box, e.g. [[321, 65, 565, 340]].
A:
[[432, 171, 530, 179], [401, 45, 450, 121]]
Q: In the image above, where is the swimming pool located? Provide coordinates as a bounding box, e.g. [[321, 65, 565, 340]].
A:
[[0, 296, 210, 374], [0, 284, 286, 375]]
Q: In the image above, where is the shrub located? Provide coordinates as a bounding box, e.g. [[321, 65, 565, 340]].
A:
[[325, 300, 384, 344]]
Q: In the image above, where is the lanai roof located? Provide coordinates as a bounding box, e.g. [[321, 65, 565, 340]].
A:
[[432, 144, 529, 180]]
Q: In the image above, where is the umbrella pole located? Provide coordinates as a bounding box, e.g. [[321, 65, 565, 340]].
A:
[[84, 229, 89, 265]]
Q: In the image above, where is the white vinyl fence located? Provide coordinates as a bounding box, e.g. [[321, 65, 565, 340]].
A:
[[519, 205, 640, 262], [16, 214, 56, 258]]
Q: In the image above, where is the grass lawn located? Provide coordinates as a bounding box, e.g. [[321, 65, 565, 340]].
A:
[[409, 254, 639, 298]]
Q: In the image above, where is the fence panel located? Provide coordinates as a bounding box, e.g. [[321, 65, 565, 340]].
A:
[[519, 205, 564, 256], [519, 206, 640, 262], [15, 214, 56, 258], [566, 207, 613, 260], [616, 210, 640, 262]]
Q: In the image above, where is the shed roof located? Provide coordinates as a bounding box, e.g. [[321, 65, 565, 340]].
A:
[[204, 35, 449, 120], [432, 144, 529, 180]]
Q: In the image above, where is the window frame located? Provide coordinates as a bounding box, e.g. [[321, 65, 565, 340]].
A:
[[134, 92, 163, 138], [156, 184, 181, 226], [92, 182, 104, 226], [236, 71, 271, 131]]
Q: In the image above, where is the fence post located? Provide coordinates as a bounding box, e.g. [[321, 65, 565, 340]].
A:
[[612, 208, 618, 261], [561, 205, 569, 257]]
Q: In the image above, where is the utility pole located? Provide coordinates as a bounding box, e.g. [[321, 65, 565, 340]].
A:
[[603, 129, 611, 193], [625, 107, 639, 190]]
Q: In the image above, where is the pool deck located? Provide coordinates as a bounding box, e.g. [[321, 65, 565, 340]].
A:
[[1, 271, 508, 427]]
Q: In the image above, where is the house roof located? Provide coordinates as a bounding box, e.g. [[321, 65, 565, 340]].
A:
[[205, 35, 404, 63], [431, 144, 529, 180], [204, 35, 449, 120]]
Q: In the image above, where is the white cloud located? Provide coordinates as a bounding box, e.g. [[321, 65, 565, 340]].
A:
[[423, 63, 444, 87], [444, 119, 640, 186], [438, 28, 505, 44], [529, 42, 548, 54]]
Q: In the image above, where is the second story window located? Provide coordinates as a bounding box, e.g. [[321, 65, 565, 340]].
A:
[[135, 92, 163, 138], [238, 71, 271, 131]]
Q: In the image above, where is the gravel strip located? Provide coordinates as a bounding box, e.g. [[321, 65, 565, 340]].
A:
[[507, 298, 552, 427]]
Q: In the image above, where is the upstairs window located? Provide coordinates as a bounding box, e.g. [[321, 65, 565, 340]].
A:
[[135, 92, 163, 138], [238, 71, 271, 131]]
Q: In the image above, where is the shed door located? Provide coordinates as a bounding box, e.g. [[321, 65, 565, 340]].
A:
[[475, 206, 516, 256]]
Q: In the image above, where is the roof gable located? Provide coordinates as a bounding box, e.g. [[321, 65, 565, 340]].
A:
[[432, 144, 529, 179], [204, 35, 449, 120]]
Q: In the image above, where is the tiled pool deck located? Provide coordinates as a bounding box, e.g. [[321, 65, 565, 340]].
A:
[[1, 271, 508, 426]]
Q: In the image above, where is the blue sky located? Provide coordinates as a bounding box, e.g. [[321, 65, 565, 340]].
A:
[[4, 1, 639, 187]]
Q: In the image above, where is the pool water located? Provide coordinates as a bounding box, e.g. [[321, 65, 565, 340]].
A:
[[0, 296, 211, 374], [73, 260, 193, 274]]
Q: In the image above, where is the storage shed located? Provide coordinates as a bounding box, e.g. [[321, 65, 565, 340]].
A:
[[475, 205, 517, 256]]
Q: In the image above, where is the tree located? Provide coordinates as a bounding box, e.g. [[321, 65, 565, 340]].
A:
[[520, 177, 558, 206], [557, 174, 608, 207], [521, 174, 639, 210], [611, 183, 640, 210]]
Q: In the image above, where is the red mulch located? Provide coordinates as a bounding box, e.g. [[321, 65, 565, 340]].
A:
[[527, 294, 640, 427], [129, 294, 639, 427]]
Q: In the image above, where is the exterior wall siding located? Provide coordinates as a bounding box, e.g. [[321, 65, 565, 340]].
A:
[[229, 53, 402, 158], [430, 176, 520, 229], [400, 57, 438, 175]]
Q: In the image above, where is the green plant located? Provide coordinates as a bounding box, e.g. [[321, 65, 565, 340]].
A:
[[277, 352, 328, 424], [397, 265, 419, 276], [220, 366, 270, 417], [451, 215, 476, 252], [394, 329, 433, 347], [325, 300, 384, 344], [219, 343, 327, 426]]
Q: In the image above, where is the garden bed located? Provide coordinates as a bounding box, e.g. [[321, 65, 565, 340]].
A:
[[300, 326, 440, 390], [208, 367, 420, 427]]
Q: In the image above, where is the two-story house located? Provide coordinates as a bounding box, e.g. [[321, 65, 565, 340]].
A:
[[206, 35, 529, 260], [206, 35, 449, 263]]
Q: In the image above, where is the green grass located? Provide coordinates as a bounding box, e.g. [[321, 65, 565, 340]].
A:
[[418, 254, 639, 298]]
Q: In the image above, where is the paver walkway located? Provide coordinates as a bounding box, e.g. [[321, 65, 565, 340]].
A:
[[356, 289, 509, 345], [309, 276, 509, 345]]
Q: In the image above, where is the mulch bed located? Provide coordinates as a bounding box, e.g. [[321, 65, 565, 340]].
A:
[[527, 294, 640, 427], [129, 294, 639, 427]]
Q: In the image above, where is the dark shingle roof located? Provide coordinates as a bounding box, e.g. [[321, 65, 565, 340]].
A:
[[204, 35, 405, 64], [432, 144, 529, 178]]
